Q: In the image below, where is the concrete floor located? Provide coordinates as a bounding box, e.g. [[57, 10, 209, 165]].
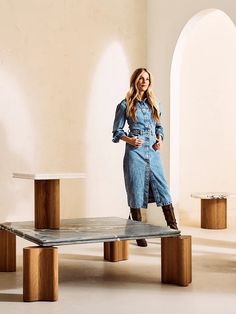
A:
[[0, 219, 236, 314]]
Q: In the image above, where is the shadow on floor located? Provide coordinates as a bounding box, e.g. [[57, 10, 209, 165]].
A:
[[0, 294, 22, 302], [58, 258, 161, 286]]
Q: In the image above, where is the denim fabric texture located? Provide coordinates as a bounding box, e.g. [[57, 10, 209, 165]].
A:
[[112, 98, 172, 208]]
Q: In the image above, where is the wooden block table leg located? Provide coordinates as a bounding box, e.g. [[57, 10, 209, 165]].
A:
[[201, 199, 227, 229], [23, 246, 58, 302], [34, 179, 60, 229], [0, 230, 16, 272], [104, 240, 129, 262], [161, 235, 192, 286]]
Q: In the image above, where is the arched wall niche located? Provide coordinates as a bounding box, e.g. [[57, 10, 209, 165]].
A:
[[147, 1, 236, 224], [170, 8, 236, 223]]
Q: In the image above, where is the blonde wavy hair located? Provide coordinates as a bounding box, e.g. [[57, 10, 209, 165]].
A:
[[125, 68, 160, 122]]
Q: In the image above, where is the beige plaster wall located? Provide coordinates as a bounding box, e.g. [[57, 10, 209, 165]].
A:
[[0, 0, 146, 221]]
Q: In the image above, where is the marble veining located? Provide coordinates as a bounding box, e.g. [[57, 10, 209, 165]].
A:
[[0, 217, 180, 247], [191, 192, 236, 199]]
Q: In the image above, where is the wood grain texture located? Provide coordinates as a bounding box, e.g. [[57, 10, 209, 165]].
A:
[[161, 235, 192, 286], [104, 240, 129, 262], [23, 246, 58, 302], [201, 199, 227, 229], [34, 179, 60, 229], [0, 230, 16, 272]]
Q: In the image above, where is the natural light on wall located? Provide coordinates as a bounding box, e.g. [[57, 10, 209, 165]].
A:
[[170, 8, 217, 207], [0, 68, 34, 221], [86, 41, 130, 217]]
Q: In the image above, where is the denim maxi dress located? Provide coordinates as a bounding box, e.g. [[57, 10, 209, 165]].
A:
[[112, 98, 172, 209]]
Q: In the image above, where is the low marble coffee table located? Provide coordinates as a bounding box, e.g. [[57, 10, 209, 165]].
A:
[[0, 217, 192, 301], [191, 192, 236, 229]]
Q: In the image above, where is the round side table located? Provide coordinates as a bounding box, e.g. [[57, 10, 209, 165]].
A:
[[191, 192, 235, 229]]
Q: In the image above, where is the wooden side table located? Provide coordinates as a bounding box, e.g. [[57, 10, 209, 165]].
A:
[[13, 173, 86, 229], [191, 192, 235, 229]]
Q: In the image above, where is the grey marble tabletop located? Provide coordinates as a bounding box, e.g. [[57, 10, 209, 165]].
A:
[[0, 217, 180, 247]]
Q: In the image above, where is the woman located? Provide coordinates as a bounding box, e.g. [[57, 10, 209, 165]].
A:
[[112, 68, 178, 247]]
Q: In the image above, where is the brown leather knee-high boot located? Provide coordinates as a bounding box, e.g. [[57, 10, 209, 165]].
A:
[[162, 204, 178, 230], [130, 208, 147, 247]]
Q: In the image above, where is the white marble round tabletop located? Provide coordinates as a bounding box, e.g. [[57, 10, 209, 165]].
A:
[[191, 192, 236, 199], [13, 172, 86, 180]]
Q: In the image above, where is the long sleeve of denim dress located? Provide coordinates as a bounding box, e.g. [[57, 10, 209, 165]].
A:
[[112, 99, 172, 209]]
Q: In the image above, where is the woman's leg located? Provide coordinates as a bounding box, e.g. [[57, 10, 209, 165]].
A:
[[130, 208, 148, 247], [162, 204, 178, 230]]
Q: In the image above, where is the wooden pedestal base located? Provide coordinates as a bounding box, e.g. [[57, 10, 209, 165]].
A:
[[34, 180, 60, 229], [23, 246, 58, 302], [161, 235, 192, 286], [201, 199, 227, 229], [0, 230, 16, 272], [104, 240, 129, 262]]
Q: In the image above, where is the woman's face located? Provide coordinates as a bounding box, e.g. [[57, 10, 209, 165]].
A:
[[136, 71, 150, 93]]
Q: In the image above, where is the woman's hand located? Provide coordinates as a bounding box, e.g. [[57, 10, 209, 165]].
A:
[[129, 137, 144, 147], [153, 135, 163, 150], [121, 135, 144, 147]]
